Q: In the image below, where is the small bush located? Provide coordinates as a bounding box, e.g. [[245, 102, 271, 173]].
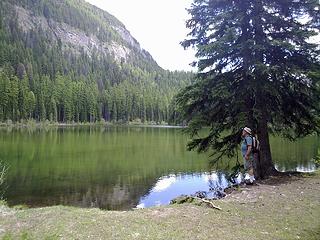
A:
[[26, 119, 37, 128], [0, 161, 7, 185], [98, 118, 106, 125], [0, 161, 8, 199], [6, 119, 13, 127], [313, 149, 320, 168]]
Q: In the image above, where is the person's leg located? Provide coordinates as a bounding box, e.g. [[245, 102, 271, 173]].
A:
[[244, 157, 255, 183], [248, 164, 255, 183], [248, 167, 255, 182], [248, 167, 254, 177], [243, 158, 251, 181]]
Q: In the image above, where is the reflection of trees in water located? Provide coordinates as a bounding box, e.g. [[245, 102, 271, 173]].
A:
[[5, 173, 161, 210], [2, 127, 319, 209], [2, 126, 208, 210], [64, 182, 149, 210], [206, 172, 228, 199], [270, 136, 320, 172]]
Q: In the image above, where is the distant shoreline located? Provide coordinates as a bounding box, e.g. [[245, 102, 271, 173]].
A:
[[0, 120, 187, 129]]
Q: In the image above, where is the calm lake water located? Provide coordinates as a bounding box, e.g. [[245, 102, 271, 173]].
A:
[[0, 126, 319, 210]]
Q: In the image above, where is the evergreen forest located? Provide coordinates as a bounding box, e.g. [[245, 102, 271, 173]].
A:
[[0, 0, 193, 124]]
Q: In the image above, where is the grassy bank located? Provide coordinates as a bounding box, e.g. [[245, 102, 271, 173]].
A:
[[1, 171, 319, 240]]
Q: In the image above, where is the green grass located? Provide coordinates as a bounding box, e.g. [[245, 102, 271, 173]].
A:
[[1, 171, 319, 240]]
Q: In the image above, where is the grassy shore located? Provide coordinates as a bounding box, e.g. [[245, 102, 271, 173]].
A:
[[1, 171, 319, 240]]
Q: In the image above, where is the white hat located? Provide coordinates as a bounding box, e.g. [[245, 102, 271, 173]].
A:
[[243, 127, 252, 135]]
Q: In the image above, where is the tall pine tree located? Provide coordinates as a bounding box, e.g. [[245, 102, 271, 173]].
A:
[[178, 0, 320, 178]]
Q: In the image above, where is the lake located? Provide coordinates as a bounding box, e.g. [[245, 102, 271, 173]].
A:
[[0, 126, 319, 210]]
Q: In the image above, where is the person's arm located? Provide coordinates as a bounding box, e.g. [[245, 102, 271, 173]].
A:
[[245, 145, 252, 160], [245, 136, 252, 160]]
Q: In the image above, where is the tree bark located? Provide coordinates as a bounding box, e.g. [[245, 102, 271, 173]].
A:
[[255, 109, 277, 179]]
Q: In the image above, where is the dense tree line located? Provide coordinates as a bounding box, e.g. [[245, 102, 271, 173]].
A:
[[0, 0, 193, 124], [0, 64, 191, 124]]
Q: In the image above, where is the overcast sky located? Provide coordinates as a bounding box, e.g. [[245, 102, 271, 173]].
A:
[[85, 0, 196, 71]]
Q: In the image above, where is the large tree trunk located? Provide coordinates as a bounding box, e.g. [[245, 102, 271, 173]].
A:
[[255, 110, 277, 179], [251, 1, 277, 179]]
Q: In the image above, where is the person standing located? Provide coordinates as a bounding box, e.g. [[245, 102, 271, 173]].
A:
[[241, 127, 255, 184]]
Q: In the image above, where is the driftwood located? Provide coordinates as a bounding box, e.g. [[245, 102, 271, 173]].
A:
[[193, 197, 222, 210], [170, 195, 222, 211]]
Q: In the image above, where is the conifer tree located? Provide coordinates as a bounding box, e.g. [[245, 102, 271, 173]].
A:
[[178, 0, 320, 178]]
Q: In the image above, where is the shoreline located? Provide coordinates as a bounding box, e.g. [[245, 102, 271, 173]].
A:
[[0, 121, 186, 129], [1, 170, 319, 239]]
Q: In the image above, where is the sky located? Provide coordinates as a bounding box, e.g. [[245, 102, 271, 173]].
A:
[[85, 0, 196, 71]]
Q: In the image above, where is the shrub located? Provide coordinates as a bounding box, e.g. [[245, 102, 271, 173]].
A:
[[0, 161, 8, 199]]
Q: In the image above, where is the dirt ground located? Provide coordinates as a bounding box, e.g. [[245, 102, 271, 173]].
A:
[[1, 171, 319, 240]]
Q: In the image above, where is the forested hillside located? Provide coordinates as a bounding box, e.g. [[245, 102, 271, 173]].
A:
[[0, 0, 192, 124]]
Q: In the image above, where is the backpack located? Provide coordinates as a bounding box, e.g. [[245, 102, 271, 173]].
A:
[[245, 135, 260, 153]]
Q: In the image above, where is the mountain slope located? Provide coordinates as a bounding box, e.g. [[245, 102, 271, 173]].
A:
[[7, 0, 159, 70], [0, 0, 192, 123]]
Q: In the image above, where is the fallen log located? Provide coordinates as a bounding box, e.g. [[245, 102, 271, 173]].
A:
[[170, 195, 222, 211], [193, 197, 222, 211]]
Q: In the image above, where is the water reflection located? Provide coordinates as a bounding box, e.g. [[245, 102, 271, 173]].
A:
[[275, 163, 317, 173], [271, 135, 319, 172], [153, 175, 177, 192], [137, 172, 239, 208]]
